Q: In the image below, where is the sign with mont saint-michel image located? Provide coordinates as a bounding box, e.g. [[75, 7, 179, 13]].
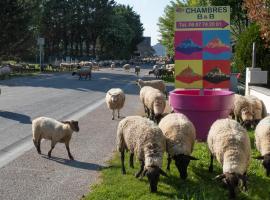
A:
[[174, 6, 231, 89]]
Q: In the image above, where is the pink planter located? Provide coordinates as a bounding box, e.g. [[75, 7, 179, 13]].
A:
[[169, 89, 234, 141]]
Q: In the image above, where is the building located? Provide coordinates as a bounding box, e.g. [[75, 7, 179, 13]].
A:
[[135, 37, 155, 57], [152, 43, 166, 56]]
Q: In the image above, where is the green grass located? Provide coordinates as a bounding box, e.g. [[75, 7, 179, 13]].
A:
[[162, 76, 175, 83], [84, 130, 270, 200]]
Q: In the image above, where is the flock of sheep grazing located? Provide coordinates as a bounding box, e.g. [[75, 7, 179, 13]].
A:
[[29, 66, 269, 199], [103, 80, 270, 199]]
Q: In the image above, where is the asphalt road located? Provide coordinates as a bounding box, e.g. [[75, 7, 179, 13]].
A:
[[0, 66, 160, 200]]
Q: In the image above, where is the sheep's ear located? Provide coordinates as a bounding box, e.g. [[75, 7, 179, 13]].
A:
[[159, 168, 168, 177], [253, 156, 264, 160]]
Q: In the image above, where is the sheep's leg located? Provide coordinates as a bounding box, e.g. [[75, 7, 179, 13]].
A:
[[167, 154, 172, 171], [65, 141, 74, 160], [135, 160, 145, 178], [33, 138, 41, 154], [121, 151, 126, 174], [117, 110, 120, 118], [112, 110, 115, 120], [37, 137, 42, 154], [48, 141, 56, 158], [242, 172, 248, 191], [209, 153, 214, 172], [143, 105, 148, 117], [129, 153, 134, 168]]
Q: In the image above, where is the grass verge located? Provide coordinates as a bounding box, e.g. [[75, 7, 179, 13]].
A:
[[83, 130, 270, 200]]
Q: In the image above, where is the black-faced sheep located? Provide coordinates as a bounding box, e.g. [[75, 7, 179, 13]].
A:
[[72, 66, 92, 80], [158, 113, 198, 180], [254, 116, 270, 176], [105, 88, 125, 120], [32, 117, 79, 160], [117, 116, 167, 192], [207, 118, 251, 199], [139, 86, 166, 123]]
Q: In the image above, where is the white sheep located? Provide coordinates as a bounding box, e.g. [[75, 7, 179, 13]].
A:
[[158, 113, 198, 180], [32, 117, 79, 160], [111, 62, 115, 70], [136, 79, 167, 98], [207, 118, 251, 199], [231, 94, 253, 127], [105, 88, 125, 120], [246, 95, 267, 125], [122, 64, 130, 71], [139, 86, 166, 123], [117, 115, 167, 192], [254, 116, 270, 176]]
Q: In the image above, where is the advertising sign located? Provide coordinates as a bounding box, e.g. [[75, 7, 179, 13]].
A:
[[174, 6, 231, 88]]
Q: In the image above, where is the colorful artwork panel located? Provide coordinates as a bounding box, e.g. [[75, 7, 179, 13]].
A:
[[175, 60, 203, 88], [203, 30, 231, 60], [175, 31, 202, 60], [203, 60, 230, 88]]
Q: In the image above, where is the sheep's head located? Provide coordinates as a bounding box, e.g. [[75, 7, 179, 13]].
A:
[[254, 153, 270, 176], [62, 120, 79, 132], [214, 172, 247, 199], [240, 107, 253, 128], [142, 166, 168, 193], [110, 93, 121, 103], [173, 154, 198, 180], [135, 79, 142, 86]]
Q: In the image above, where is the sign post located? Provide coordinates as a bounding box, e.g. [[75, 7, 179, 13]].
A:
[[37, 37, 45, 72], [174, 6, 231, 89]]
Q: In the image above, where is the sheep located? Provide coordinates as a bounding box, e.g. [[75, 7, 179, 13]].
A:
[[245, 95, 267, 125], [122, 64, 130, 71], [32, 117, 79, 160], [254, 116, 270, 176], [72, 66, 92, 80], [105, 88, 125, 120], [139, 86, 166, 123], [136, 79, 167, 98], [231, 94, 253, 128], [207, 118, 251, 199], [135, 66, 140, 76], [111, 62, 115, 70], [117, 115, 168, 192], [0, 65, 12, 79], [158, 113, 198, 180]]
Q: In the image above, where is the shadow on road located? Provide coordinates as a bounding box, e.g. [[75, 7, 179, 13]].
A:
[[0, 111, 32, 124], [42, 155, 104, 171]]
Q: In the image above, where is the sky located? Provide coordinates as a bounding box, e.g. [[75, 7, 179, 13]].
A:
[[115, 0, 172, 46]]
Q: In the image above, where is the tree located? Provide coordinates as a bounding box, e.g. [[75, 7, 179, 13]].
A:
[[209, 0, 249, 38], [244, 0, 270, 45], [158, 0, 184, 57], [0, 0, 37, 59], [233, 23, 270, 72], [99, 5, 144, 59]]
